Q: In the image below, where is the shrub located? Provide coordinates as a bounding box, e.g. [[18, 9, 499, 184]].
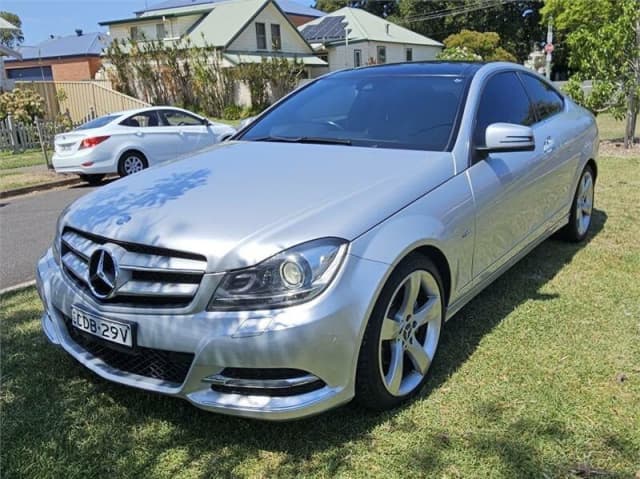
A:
[[0, 88, 45, 123]]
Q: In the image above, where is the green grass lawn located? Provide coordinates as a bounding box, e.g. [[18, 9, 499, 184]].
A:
[[0, 149, 47, 169], [596, 114, 627, 141], [2, 156, 639, 478]]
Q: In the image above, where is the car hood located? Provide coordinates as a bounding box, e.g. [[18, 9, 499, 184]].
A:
[[62, 141, 454, 272]]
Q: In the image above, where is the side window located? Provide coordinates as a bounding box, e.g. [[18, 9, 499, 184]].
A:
[[120, 111, 160, 127], [270, 24, 281, 50], [161, 110, 203, 126], [354, 49, 362, 67], [377, 46, 386, 64], [474, 71, 535, 146], [519, 73, 564, 122]]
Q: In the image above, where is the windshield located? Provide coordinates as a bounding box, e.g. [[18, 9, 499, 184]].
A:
[[240, 73, 468, 151], [74, 114, 120, 131]]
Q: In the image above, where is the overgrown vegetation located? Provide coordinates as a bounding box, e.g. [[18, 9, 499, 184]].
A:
[[105, 37, 305, 119], [0, 88, 45, 123], [543, 0, 640, 147], [437, 30, 515, 62]]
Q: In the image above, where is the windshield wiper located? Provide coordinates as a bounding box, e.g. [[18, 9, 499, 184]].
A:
[[252, 135, 352, 146]]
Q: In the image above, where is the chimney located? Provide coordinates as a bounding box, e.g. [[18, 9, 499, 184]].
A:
[[75, 29, 83, 36]]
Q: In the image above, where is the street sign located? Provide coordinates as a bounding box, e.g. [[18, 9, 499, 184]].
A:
[[544, 43, 555, 54]]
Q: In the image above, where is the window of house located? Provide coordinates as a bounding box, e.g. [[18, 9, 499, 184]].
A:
[[406, 48, 413, 61], [256, 23, 267, 50], [518, 73, 564, 122], [271, 24, 281, 50], [130, 26, 140, 41], [377, 46, 386, 64], [354, 49, 362, 67], [156, 23, 166, 40]]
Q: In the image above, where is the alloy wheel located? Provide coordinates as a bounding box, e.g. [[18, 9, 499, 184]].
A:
[[378, 270, 442, 397], [576, 169, 594, 236], [123, 155, 145, 175]]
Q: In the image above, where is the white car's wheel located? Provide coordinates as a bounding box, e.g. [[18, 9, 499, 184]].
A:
[[118, 151, 148, 177], [356, 254, 444, 410]]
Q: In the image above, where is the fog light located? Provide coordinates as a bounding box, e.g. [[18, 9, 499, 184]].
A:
[[280, 260, 304, 288]]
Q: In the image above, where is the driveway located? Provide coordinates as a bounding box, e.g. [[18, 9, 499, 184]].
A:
[[0, 184, 100, 290]]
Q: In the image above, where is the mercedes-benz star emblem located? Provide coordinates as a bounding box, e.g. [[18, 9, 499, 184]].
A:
[[88, 248, 119, 299]]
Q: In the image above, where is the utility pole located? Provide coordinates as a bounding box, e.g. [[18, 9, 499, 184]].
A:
[[545, 16, 553, 80]]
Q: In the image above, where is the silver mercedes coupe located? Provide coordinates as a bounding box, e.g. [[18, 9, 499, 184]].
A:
[[36, 62, 598, 420]]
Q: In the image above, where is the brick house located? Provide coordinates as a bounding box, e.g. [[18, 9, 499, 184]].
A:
[[4, 31, 111, 81]]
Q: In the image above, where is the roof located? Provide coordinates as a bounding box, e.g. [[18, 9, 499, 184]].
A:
[[99, 10, 210, 26], [0, 44, 22, 59], [7, 32, 111, 61], [224, 51, 326, 66], [301, 7, 442, 47], [334, 61, 483, 77], [0, 17, 19, 30], [135, 0, 325, 17]]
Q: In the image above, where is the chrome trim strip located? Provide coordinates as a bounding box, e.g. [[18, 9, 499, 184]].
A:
[[202, 374, 320, 390], [117, 280, 199, 297]]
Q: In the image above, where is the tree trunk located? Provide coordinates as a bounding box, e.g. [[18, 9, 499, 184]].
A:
[[624, 16, 640, 148]]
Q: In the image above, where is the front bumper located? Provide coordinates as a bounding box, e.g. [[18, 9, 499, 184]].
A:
[[36, 248, 387, 420]]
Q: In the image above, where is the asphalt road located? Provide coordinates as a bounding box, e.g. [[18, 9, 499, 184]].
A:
[[0, 184, 100, 290]]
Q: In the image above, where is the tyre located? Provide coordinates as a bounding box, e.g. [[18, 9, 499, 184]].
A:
[[118, 151, 148, 177], [355, 253, 444, 411], [79, 174, 105, 186], [560, 165, 595, 242]]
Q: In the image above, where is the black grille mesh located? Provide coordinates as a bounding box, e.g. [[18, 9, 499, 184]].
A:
[[63, 314, 193, 385]]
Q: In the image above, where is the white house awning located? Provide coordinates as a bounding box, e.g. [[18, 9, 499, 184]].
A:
[[223, 52, 326, 67]]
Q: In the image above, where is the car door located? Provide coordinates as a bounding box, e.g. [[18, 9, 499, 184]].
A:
[[518, 72, 574, 222], [120, 111, 182, 165], [466, 71, 548, 280], [160, 109, 212, 155]]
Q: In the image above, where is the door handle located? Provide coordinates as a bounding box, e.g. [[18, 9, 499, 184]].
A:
[[135, 131, 143, 137], [178, 130, 185, 136], [543, 137, 555, 154]]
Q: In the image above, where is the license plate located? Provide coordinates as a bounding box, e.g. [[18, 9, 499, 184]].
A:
[[59, 144, 72, 151], [71, 307, 134, 348]]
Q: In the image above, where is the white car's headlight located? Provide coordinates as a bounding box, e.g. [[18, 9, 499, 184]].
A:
[[208, 238, 348, 311]]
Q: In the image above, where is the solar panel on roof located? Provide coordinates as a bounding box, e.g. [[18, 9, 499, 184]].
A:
[[302, 16, 347, 42]]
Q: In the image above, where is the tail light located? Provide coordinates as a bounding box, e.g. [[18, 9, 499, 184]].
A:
[[80, 136, 110, 149]]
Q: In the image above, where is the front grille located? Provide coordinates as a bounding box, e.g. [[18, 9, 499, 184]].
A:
[[60, 227, 207, 308], [63, 313, 194, 385]]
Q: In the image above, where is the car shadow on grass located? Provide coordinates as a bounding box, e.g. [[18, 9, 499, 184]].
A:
[[2, 210, 616, 478]]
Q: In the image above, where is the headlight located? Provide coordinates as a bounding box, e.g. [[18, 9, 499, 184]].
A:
[[208, 238, 348, 311]]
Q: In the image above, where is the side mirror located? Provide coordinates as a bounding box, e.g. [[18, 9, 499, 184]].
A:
[[476, 123, 535, 154], [238, 116, 256, 130]]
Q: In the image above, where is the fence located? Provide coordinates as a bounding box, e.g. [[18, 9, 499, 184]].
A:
[[0, 115, 82, 153], [15, 80, 151, 123]]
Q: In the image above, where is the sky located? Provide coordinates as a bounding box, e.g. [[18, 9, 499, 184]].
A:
[[2, 0, 314, 45]]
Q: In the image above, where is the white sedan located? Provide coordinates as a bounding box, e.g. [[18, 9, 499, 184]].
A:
[[52, 107, 236, 184]]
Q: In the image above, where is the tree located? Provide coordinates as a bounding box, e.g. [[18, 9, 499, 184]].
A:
[[0, 11, 24, 49], [440, 29, 516, 62], [389, 0, 545, 63], [543, 0, 640, 147], [314, 0, 396, 16]]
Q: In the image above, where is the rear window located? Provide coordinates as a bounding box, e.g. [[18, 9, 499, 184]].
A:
[[240, 73, 469, 152], [74, 115, 120, 131]]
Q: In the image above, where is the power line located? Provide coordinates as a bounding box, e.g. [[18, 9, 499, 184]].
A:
[[405, 0, 520, 23]]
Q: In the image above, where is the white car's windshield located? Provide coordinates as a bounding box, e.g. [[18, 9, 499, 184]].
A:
[[240, 72, 469, 151], [74, 114, 120, 131]]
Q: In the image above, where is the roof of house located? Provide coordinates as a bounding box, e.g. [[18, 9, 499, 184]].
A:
[[300, 7, 443, 47], [0, 17, 19, 30], [7, 32, 111, 61], [135, 0, 325, 18]]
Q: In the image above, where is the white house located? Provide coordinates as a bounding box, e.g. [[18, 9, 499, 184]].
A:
[[300, 7, 443, 71], [99, 0, 326, 70]]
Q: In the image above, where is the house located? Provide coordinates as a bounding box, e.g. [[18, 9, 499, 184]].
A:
[[99, 0, 326, 70], [0, 18, 22, 91], [4, 31, 111, 81], [300, 7, 443, 71], [132, 0, 325, 27]]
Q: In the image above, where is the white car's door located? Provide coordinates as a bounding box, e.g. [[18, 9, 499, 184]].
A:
[[120, 111, 182, 165], [159, 109, 212, 155], [467, 71, 549, 280]]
